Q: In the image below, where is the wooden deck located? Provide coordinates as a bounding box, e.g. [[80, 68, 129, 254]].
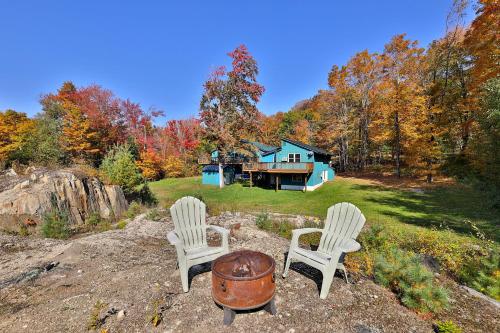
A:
[[198, 157, 254, 165], [242, 162, 314, 174]]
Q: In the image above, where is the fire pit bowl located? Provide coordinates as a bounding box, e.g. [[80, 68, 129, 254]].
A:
[[211, 250, 276, 325]]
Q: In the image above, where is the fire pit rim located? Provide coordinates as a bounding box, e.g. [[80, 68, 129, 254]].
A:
[[211, 249, 276, 281]]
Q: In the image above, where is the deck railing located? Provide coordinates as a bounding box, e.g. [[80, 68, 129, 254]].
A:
[[242, 162, 314, 173], [198, 156, 255, 165]]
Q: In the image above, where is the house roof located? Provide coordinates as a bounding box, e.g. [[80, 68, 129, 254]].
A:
[[240, 140, 279, 153], [202, 165, 234, 172], [202, 165, 219, 172], [283, 138, 332, 156]]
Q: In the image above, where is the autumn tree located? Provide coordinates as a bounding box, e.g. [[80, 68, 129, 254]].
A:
[[155, 118, 201, 177], [136, 149, 163, 180], [374, 34, 428, 177], [200, 45, 265, 156], [61, 104, 100, 162], [162, 155, 185, 178], [326, 51, 382, 170], [325, 65, 357, 171], [469, 78, 500, 188], [38, 82, 163, 167], [464, 0, 500, 91], [0, 110, 34, 166], [259, 113, 283, 146]]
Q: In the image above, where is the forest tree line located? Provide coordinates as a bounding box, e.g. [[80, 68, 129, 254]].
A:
[[0, 0, 498, 190]]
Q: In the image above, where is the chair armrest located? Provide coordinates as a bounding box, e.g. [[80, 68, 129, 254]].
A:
[[290, 228, 323, 249], [338, 238, 361, 253], [167, 230, 186, 263], [291, 228, 323, 237], [206, 225, 229, 250], [207, 225, 230, 235], [167, 230, 181, 245]]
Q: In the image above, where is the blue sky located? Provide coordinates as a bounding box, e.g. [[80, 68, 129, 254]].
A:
[[0, 1, 474, 123]]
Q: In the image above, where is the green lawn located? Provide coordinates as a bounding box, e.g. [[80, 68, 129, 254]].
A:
[[149, 177, 499, 243]]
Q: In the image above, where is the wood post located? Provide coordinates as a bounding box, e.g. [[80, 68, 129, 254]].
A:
[[249, 172, 252, 188], [219, 163, 224, 188], [276, 175, 279, 192], [304, 174, 307, 192]]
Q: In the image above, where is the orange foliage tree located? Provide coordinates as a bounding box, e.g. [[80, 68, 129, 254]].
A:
[[136, 150, 163, 180]]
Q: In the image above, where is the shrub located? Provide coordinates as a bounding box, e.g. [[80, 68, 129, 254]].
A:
[[126, 201, 143, 219], [434, 320, 462, 333], [85, 212, 102, 227], [400, 228, 475, 275], [116, 220, 127, 229], [87, 300, 106, 330], [136, 182, 158, 206], [359, 225, 390, 253], [146, 208, 167, 221], [100, 144, 143, 196], [18, 224, 30, 237], [255, 212, 272, 230], [458, 251, 500, 301], [374, 247, 449, 313], [41, 208, 70, 239]]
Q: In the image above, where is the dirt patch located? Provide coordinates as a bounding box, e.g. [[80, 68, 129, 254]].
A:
[[0, 212, 497, 332], [338, 173, 456, 190]]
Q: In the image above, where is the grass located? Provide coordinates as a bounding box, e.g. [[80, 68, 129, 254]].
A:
[[149, 176, 499, 242], [151, 176, 500, 301]]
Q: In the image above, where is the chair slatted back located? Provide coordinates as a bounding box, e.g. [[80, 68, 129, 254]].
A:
[[170, 196, 207, 249], [318, 202, 366, 255]]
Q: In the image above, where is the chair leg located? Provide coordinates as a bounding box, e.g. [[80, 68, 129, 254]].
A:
[[320, 271, 334, 300], [179, 261, 189, 292], [337, 263, 349, 283], [282, 253, 292, 278], [341, 266, 349, 284]]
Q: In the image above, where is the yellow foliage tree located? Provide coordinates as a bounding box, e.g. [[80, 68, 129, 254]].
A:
[[373, 34, 430, 177], [162, 155, 184, 178], [61, 104, 99, 162], [464, 0, 500, 90], [0, 110, 34, 164]]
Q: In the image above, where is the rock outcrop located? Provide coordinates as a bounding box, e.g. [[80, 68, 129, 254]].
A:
[[0, 168, 128, 229], [1, 212, 498, 332]]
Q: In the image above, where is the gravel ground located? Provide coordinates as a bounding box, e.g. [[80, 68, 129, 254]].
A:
[[0, 212, 497, 332]]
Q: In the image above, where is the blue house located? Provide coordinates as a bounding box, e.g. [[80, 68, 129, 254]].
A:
[[200, 139, 334, 191]]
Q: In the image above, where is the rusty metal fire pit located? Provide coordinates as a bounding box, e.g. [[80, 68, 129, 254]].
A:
[[211, 250, 277, 325]]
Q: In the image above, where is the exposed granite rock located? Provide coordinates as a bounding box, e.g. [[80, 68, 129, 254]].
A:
[[0, 212, 498, 332], [0, 168, 128, 228]]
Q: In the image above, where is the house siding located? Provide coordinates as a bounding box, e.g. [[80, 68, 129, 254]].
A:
[[202, 170, 219, 185], [260, 153, 275, 162], [202, 139, 334, 190], [276, 140, 313, 163]]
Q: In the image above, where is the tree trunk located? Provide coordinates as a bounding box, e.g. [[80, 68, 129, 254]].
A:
[[394, 111, 401, 178]]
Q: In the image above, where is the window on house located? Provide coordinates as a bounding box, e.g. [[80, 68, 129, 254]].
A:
[[288, 153, 301, 163], [291, 175, 303, 183]]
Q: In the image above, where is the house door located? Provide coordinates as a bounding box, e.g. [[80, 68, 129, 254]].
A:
[[270, 174, 276, 185], [322, 170, 328, 182]]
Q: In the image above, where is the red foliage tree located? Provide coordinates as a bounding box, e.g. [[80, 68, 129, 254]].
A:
[[200, 45, 265, 156]]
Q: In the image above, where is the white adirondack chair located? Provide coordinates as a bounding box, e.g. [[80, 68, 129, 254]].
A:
[[282, 202, 366, 299], [167, 196, 229, 292]]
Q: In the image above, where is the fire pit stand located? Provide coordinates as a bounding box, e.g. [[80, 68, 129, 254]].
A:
[[211, 250, 277, 325], [222, 297, 276, 325]]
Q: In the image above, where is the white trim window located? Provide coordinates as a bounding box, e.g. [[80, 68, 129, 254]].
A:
[[288, 153, 301, 163]]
